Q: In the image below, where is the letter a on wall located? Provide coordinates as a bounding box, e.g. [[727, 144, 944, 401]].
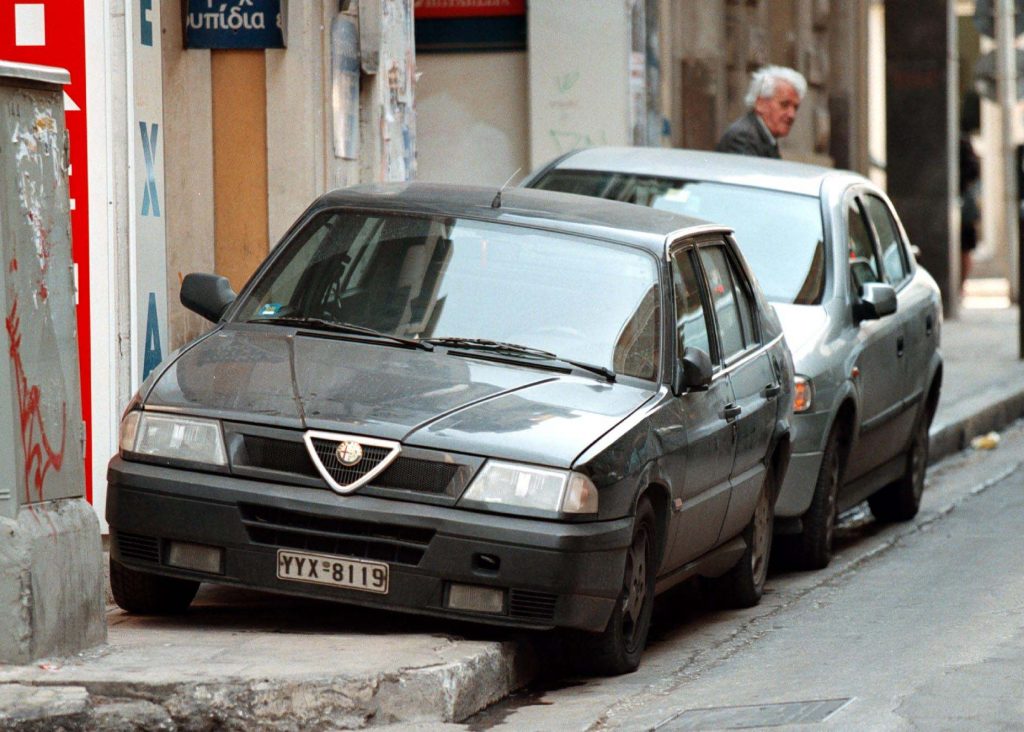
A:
[[143, 292, 162, 379]]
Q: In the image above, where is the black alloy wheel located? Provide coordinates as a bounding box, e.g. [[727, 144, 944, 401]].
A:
[[710, 471, 775, 608], [796, 428, 843, 570], [869, 412, 930, 522], [578, 497, 657, 676]]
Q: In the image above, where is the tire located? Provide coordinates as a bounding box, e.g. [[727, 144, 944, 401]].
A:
[[576, 497, 657, 676], [869, 412, 930, 522], [110, 559, 199, 615], [711, 472, 775, 608], [795, 429, 843, 570]]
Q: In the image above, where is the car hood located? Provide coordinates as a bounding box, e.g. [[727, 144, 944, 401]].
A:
[[143, 325, 657, 467], [772, 303, 830, 365]]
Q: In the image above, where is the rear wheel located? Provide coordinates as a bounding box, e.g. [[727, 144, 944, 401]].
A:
[[868, 412, 929, 522], [711, 472, 775, 608], [795, 429, 842, 570], [577, 497, 656, 676], [110, 559, 199, 615]]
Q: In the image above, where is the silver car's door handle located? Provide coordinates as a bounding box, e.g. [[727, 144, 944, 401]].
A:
[[723, 403, 742, 421], [897, 335, 905, 357], [762, 383, 781, 399]]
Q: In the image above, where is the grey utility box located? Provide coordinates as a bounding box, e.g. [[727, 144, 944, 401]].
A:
[[0, 61, 105, 663]]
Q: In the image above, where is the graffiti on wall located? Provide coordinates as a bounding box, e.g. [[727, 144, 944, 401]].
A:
[[5, 295, 67, 502]]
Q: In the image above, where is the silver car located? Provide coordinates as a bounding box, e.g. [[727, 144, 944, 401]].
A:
[[525, 147, 943, 569]]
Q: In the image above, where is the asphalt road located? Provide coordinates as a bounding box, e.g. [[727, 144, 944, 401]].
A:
[[440, 419, 1024, 731]]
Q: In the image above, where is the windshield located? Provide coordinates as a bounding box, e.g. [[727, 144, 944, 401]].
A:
[[232, 211, 662, 380], [533, 170, 826, 304]]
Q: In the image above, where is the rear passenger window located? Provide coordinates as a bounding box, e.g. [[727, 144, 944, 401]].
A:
[[862, 195, 910, 286], [699, 245, 756, 362]]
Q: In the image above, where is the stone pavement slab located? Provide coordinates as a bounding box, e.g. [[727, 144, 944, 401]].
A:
[[0, 585, 536, 730]]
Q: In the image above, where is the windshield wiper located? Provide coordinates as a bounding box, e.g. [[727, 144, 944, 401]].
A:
[[247, 316, 433, 351], [424, 337, 615, 382]]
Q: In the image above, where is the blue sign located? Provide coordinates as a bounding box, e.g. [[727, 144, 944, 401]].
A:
[[184, 0, 285, 49]]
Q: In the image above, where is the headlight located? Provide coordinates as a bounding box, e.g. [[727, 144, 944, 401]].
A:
[[121, 411, 227, 466], [459, 461, 598, 518], [794, 375, 813, 413]]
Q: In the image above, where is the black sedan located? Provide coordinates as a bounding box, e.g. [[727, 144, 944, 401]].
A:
[[107, 183, 793, 674]]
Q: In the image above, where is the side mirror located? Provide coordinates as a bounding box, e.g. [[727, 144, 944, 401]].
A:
[[674, 346, 713, 394], [180, 273, 236, 323], [854, 282, 897, 322]]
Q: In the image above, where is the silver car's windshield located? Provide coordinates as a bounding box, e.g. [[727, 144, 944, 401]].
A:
[[232, 211, 662, 380], [533, 170, 826, 305]]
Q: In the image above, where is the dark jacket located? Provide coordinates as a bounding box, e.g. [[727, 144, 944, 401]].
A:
[[716, 112, 780, 159]]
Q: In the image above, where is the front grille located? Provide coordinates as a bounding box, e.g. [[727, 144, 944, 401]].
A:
[[509, 589, 558, 620], [116, 532, 160, 564], [374, 457, 458, 493], [239, 503, 433, 566], [242, 434, 319, 477], [310, 437, 395, 489]]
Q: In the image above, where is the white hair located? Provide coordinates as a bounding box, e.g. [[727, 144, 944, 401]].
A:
[[744, 66, 808, 109]]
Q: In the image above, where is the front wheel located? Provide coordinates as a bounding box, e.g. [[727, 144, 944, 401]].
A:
[[710, 472, 775, 608], [869, 413, 930, 522], [795, 429, 843, 570], [576, 497, 657, 676]]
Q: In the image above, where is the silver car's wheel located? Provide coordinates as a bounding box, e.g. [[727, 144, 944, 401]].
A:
[[795, 428, 843, 570], [869, 412, 930, 522]]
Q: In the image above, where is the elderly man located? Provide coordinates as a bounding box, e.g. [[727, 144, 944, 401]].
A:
[[716, 65, 807, 158]]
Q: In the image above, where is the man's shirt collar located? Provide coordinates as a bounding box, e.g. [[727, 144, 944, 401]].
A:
[[755, 113, 777, 145]]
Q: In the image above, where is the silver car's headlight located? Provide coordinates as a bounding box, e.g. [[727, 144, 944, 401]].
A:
[[120, 411, 227, 467], [459, 461, 598, 518]]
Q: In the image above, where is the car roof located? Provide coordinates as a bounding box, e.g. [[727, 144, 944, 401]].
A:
[[536, 146, 868, 198], [315, 181, 723, 254]]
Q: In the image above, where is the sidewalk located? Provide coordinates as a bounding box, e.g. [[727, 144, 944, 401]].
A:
[[2, 306, 1023, 731]]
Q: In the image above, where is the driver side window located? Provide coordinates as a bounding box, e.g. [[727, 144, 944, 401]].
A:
[[670, 248, 712, 362], [848, 200, 883, 291]]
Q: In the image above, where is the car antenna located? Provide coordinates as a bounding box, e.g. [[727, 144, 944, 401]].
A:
[[491, 168, 522, 209]]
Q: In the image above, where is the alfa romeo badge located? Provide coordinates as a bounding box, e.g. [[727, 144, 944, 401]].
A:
[[335, 440, 363, 466]]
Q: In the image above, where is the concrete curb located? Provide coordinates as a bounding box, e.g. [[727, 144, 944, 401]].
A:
[[929, 388, 1024, 465], [0, 641, 536, 730]]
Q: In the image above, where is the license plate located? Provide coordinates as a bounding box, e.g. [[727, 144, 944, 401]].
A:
[[276, 549, 389, 594]]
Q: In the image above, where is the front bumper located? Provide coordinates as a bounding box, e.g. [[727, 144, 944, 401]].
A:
[[106, 458, 633, 632], [774, 408, 833, 517]]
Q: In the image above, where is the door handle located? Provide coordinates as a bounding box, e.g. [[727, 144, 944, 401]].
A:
[[925, 314, 934, 336], [762, 383, 781, 399], [897, 335, 905, 357], [723, 403, 742, 421]]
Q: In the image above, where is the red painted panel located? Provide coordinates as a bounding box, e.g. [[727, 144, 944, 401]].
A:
[[414, 0, 525, 19], [0, 0, 93, 502]]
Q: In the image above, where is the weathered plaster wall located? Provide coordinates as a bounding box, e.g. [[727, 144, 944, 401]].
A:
[[415, 52, 528, 186], [162, 0, 215, 351]]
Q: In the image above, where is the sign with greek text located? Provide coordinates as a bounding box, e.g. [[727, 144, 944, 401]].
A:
[[184, 0, 285, 49]]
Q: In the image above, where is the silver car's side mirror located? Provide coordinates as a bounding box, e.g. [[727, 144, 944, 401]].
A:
[[855, 282, 897, 322], [674, 346, 713, 395]]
